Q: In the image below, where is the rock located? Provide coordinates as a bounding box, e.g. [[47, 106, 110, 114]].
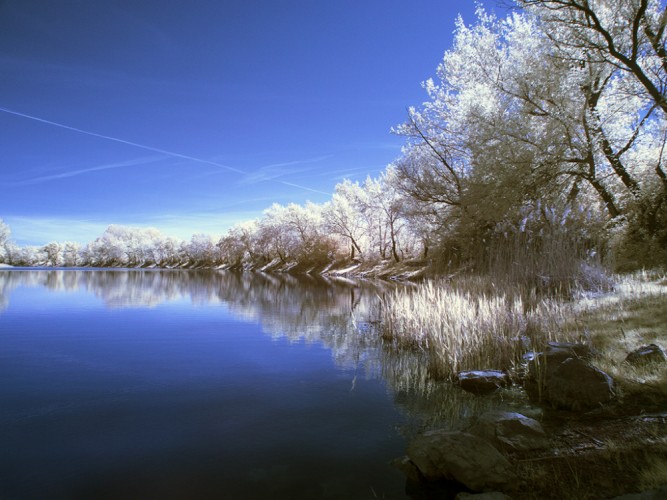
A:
[[469, 411, 549, 451], [392, 455, 422, 483], [407, 430, 516, 492], [625, 344, 667, 366], [546, 341, 596, 359], [524, 349, 573, 401], [526, 348, 578, 382], [458, 370, 509, 394], [524, 342, 606, 406], [456, 492, 512, 500], [547, 357, 615, 410]]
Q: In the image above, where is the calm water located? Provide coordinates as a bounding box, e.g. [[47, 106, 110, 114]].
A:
[[0, 269, 419, 499]]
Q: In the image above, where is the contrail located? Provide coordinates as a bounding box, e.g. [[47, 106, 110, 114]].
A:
[[278, 180, 331, 195], [0, 106, 245, 174], [0, 105, 334, 196], [10, 156, 165, 186]]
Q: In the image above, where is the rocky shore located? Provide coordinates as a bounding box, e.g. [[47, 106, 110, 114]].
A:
[[396, 342, 667, 499]]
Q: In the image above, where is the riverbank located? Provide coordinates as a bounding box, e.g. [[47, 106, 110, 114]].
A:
[[216, 256, 429, 281], [392, 271, 667, 498]]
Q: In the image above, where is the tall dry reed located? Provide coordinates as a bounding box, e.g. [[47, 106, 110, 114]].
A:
[[380, 280, 574, 380]]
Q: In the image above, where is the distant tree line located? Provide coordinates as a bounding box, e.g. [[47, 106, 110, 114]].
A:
[[2, 0, 666, 277], [0, 168, 424, 271]]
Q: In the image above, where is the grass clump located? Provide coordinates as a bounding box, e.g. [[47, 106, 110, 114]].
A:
[[568, 270, 667, 400], [379, 280, 578, 380], [379, 269, 667, 383]]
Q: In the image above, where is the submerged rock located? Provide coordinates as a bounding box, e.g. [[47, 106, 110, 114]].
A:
[[625, 344, 667, 366], [407, 430, 516, 492], [457, 370, 509, 394], [468, 411, 549, 452]]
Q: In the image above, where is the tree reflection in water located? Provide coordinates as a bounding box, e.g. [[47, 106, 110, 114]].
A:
[[0, 269, 526, 433]]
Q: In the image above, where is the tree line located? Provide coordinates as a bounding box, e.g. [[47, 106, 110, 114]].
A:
[[2, 0, 666, 275], [0, 168, 423, 270]]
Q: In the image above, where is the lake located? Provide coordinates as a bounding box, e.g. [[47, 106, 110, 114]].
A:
[[1, 269, 429, 499]]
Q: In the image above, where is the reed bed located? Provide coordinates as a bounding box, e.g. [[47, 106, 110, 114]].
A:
[[380, 280, 577, 380]]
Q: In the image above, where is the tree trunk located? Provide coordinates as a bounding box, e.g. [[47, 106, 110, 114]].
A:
[[588, 176, 621, 218]]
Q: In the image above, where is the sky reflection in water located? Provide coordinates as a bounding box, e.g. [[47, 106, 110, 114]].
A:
[[0, 270, 411, 499]]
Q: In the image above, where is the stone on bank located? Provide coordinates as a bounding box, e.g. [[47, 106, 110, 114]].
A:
[[406, 430, 516, 492]]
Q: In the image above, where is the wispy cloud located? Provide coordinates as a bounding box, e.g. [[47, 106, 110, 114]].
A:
[[144, 211, 264, 240], [277, 181, 331, 196], [321, 166, 376, 182], [4, 216, 110, 246], [4, 210, 265, 246], [0, 106, 245, 174], [239, 155, 333, 185], [0, 106, 335, 197], [7, 156, 166, 186]]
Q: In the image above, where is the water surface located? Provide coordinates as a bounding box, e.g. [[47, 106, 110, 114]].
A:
[[1, 269, 417, 499]]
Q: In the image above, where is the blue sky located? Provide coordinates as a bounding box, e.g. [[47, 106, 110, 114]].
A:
[[0, 0, 484, 246]]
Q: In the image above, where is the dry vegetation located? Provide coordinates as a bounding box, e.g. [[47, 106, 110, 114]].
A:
[[382, 270, 667, 498], [379, 278, 581, 380], [380, 271, 667, 384]]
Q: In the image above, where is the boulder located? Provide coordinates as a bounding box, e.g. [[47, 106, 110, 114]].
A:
[[407, 430, 516, 492], [625, 344, 667, 366], [523, 342, 595, 402], [469, 411, 549, 451], [392, 455, 422, 483], [458, 370, 510, 394], [547, 357, 615, 410]]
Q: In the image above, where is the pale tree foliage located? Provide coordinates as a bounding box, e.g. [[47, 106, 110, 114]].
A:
[[283, 202, 328, 258], [515, 0, 667, 266], [7, 245, 39, 266], [218, 220, 260, 267], [258, 204, 300, 264], [515, 0, 667, 196], [150, 237, 178, 267], [41, 242, 62, 267], [279, 202, 332, 264], [0, 218, 10, 263], [255, 202, 333, 266], [393, 3, 667, 270], [186, 233, 219, 267], [362, 168, 410, 262], [322, 179, 369, 259], [519, 0, 667, 114], [62, 242, 81, 267], [84, 225, 177, 267]]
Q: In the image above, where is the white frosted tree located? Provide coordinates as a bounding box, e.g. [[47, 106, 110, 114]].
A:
[[41, 242, 62, 267], [519, 0, 667, 115], [322, 179, 369, 260], [396, 5, 666, 233], [187, 233, 218, 267], [221, 220, 261, 267], [0, 218, 10, 263], [62, 242, 81, 267], [362, 168, 409, 262], [258, 204, 299, 264]]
